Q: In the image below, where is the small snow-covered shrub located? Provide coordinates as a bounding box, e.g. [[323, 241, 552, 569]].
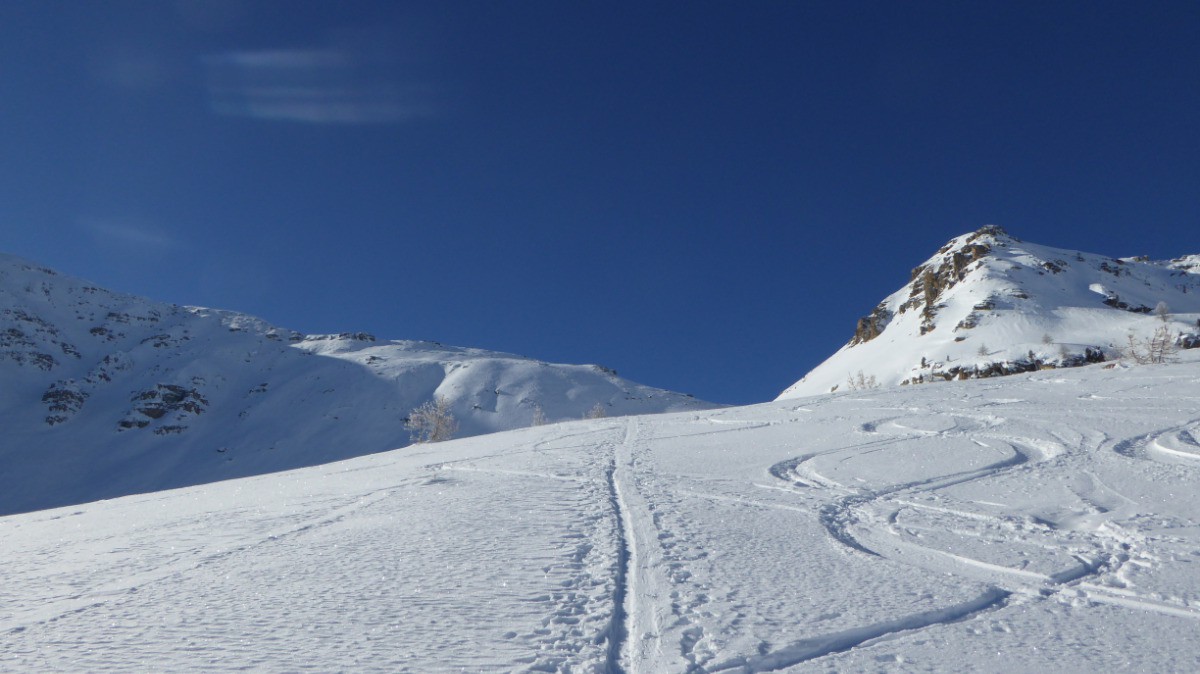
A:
[[405, 396, 458, 443], [1155, 301, 1170, 322], [846, 371, 879, 391], [1124, 325, 1179, 365], [530, 404, 547, 427]]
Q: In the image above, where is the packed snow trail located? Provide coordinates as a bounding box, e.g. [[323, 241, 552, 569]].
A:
[[603, 428, 632, 674], [5, 361, 1200, 671]]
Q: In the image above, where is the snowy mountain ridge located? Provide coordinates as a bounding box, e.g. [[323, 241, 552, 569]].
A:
[[0, 252, 715, 515], [779, 226, 1200, 399]]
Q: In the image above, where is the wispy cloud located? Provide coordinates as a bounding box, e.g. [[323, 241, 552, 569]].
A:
[[79, 217, 179, 249], [204, 48, 432, 124]]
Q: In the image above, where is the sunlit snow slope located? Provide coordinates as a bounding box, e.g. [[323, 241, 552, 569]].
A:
[[0, 253, 714, 515], [4, 358, 1200, 672], [779, 226, 1200, 399]]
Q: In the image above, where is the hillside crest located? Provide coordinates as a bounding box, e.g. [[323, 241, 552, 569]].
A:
[[0, 253, 715, 514]]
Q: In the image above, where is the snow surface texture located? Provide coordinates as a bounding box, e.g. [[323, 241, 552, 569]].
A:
[[778, 226, 1200, 399], [0, 253, 715, 515], [5, 358, 1200, 672]]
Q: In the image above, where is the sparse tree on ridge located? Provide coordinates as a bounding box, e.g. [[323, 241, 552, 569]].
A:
[[583, 403, 608, 419]]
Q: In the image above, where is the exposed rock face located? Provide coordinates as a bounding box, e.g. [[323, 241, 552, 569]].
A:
[[899, 226, 1003, 335], [847, 226, 1010, 345], [850, 303, 892, 345]]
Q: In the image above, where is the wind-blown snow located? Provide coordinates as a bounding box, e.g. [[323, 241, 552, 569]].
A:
[[5, 357, 1200, 672]]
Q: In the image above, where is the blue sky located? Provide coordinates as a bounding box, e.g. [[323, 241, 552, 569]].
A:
[[2, 1, 1197, 404]]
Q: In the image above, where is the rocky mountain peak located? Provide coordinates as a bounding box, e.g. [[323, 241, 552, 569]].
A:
[[781, 228, 1200, 399], [850, 226, 1010, 346]]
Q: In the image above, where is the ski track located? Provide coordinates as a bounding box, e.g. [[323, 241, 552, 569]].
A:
[[617, 417, 716, 673], [776, 437, 1037, 563], [604, 453, 631, 674], [609, 416, 672, 673], [612, 418, 722, 673], [748, 411, 1198, 669], [707, 589, 1012, 673], [1112, 419, 1200, 465]]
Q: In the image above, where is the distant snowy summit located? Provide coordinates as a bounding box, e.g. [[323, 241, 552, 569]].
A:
[[778, 226, 1200, 399], [0, 253, 716, 514]]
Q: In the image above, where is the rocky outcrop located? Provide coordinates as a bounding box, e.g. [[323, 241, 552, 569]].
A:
[[42, 381, 88, 426], [119, 383, 209, 432], [901, 347, 1107, 385], [901, 227, 1002, 335], [847, 227, 1010, 345], [843, 226, 1008, 346], [1101, 296, 1153, 313], [1, 307, 80, 370], [303, 332, 376, 342], [850, 303, 892, 345]]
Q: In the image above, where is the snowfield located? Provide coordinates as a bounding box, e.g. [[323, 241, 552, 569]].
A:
[[5, 359, 1200, 672]]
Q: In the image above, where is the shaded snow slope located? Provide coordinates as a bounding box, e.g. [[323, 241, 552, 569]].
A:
[[778, 226, 1200, 399], [4, 358, 1200, 671], [0, 253, 715, 515]]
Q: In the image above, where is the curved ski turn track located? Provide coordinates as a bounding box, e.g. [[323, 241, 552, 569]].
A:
[[4, 363, 1200, 671]]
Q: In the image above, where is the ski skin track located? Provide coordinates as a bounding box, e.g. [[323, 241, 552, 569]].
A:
[[610, 418, 644, 673], [603, 457, 630, 674], [610, 416, 680, 674]]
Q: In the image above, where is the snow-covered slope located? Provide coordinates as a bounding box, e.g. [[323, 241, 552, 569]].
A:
[[0, 253, 715, 515], [779, 226, 1200, 399], [5, 357, 1200, 672]]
